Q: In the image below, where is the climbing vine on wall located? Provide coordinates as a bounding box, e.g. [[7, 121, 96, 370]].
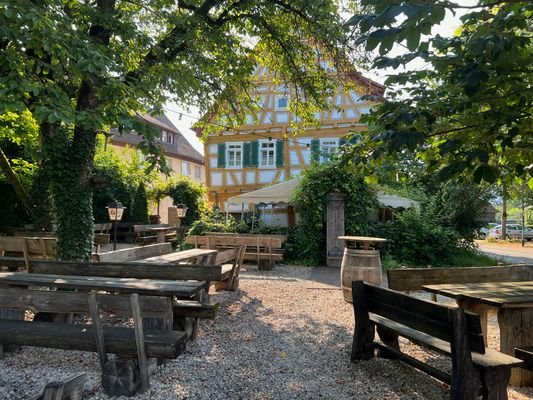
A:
[[287, 158, 377, 264]]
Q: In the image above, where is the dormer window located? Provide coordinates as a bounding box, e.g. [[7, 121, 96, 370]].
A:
[[161, 129, 173, 144]]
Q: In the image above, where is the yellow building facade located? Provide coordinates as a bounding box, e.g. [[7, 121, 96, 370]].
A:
[[109, 113, 205, 223]]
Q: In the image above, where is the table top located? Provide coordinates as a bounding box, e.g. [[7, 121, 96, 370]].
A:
[[338, 236, 387, 243], [423, 281, 533, 308], [135, 248, 218, 264], [147, 226, 178, 232], [0, 272, 206, 297]]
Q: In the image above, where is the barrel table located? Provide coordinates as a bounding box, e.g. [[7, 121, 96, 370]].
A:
[[338, 236, 387, 302]]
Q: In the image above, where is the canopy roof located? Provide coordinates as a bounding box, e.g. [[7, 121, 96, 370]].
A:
[[227, 179, 419, 209]]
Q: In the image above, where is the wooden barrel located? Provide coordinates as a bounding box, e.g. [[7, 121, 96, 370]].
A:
[[340, 248, 382, 302]]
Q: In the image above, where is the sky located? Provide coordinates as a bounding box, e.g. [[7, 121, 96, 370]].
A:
[[165, 2, 477, 156]]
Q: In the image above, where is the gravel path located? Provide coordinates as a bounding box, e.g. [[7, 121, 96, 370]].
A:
[[1, 265, 532, 399]]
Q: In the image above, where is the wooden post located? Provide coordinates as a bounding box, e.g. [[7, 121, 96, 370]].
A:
[[449, 308, 479, 400], [351, 281, 375, 361], [326, 192, 346, 267], [88, 292, 108, 368], [130, 294, 150, 393]]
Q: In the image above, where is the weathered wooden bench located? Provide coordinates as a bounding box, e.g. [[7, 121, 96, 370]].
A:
[[515, 347, 533, 373], [387, 264, 533, 294], [0, 287, 187, 396], [134, 224, 177, 245], [212, 245, 246, 291], [0, 236, 57, 271], [351, 281, 523, 400], [94, 243, 173, 262], [28, 259, 221, 338], [187, 233, 286, 269]]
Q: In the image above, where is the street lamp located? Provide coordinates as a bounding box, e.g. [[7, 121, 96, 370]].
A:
[[175, 203, 188, 227], [106, 200, 125, 251]]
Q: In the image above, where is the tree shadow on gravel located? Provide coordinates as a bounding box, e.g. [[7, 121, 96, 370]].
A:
[[172, 285, 452, 400]]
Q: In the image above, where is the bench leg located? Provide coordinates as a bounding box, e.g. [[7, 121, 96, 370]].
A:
[[376, 326, 399, 359], [480, 367, 511, 400], [351, 281, 375, 361]]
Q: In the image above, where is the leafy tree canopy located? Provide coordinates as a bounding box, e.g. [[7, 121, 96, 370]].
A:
[[344, 1, 532, 188], [0, 0, 348, 259]]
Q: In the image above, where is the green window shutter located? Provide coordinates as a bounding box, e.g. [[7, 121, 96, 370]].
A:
[[310, 139, 320, 162], [217, 143, 226, 168], [250, 140, 259, 167], [276, 140, 284, 167], [243, 142, 251, 167]]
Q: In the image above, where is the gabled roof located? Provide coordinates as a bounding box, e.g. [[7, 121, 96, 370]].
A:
[[110, 113, 204, 164]]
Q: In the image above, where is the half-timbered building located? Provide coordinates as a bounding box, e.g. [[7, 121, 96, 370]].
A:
[[196, 65, 383, 224]]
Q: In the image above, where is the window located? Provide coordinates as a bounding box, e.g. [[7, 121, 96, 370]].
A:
[[275, 96, 288, 110], [160, 130, 173, 144], [320, 138, 339, 161], [226, 143, 243, 168], [181, 161, 191, 176], [194, 165, 202, 180], [259, 141, 276, 167]]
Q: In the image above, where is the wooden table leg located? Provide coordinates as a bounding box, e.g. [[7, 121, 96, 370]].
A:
[[497, 308, 533, 387], [456, 299, 492, 343]]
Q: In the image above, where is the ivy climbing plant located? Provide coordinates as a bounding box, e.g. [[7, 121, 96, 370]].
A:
[[289, 157, 377, 265]]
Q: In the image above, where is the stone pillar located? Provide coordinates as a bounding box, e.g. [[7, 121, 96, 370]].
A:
[[168, 207, 178, 226], [326, 192, 345, 268]]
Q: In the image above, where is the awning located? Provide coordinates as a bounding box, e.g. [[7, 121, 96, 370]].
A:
[[227, 178, 419, 210]]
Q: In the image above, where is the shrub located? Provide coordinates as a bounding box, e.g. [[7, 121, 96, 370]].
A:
[[167, 176, 208, 227]]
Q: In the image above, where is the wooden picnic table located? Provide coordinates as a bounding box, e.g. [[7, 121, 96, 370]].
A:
[[147, 226, 178, 243], [0, 272, 207, 298], [136, 248, 218, 265], [423, 281, 533, 387]]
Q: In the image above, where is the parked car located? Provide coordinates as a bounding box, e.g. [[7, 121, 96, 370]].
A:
[[488, 224, 533, 240]]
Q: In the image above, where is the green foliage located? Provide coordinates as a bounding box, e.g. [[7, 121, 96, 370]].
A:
[[1, 0, 348, 259], [188, 211, 239, 236], [92, 141, 155, 223], [167, 177, 208, 227], [130, 182, 149, 224], [371, 208, 462, 267], [0, 182, 30, 227], [346, 1, 533, 187], [287, 158, 377, 264]]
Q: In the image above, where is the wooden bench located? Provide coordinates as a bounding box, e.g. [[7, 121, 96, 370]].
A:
[[28, 259, 221, 338], [387, 264, 533, 294], [187, 233, 286, 269], [213, 245, 246, 291], [0, 286, 187, 396], [351, 281, 523, 400], [94, 243, 173, 262], [134, 224, 177, 245], [515, 347, 533, 371], [0, 236, 57, 271]]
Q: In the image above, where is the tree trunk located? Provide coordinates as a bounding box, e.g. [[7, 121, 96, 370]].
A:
[[501, 190, 507, 240]]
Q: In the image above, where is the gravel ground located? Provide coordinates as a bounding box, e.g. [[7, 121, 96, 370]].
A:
[[1, 264, 532, 399]]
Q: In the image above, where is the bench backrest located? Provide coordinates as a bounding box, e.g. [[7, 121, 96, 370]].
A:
[[95, 243, 172, 262], [353, 281, 485, 354], [187, 234, 284, 249], [94, 223, 112, 233], [0, 286, 172, 318], [387, 264, 533, 292], [30, 259, 223, 281], [133, 224, 170, 233], [0, 236, 57, 256]]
